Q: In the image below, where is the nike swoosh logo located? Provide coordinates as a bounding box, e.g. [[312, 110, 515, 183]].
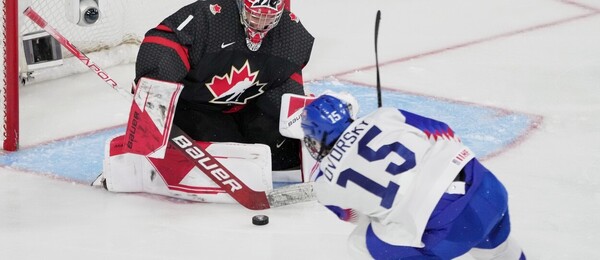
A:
[[276, 139, 286, 148], [221, 42, 235, 48]]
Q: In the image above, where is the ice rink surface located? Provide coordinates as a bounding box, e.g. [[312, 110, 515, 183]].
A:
[[1, 0, 600, 259]]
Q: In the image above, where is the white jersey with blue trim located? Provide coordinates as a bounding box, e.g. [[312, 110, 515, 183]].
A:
[[312, 107, 474, 248]]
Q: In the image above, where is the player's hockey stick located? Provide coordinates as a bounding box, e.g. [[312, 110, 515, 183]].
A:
[[24, 7, 316, 210], [374, 10, 383, 108]]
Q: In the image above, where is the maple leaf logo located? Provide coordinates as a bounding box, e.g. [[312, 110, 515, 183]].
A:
[[205, 61, 266, 105]]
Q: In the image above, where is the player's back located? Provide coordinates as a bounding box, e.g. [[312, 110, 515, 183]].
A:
[[314, 107, 475, 246]]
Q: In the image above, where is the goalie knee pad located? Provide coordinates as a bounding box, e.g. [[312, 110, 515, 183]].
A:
[[102, 135, 152, 192]]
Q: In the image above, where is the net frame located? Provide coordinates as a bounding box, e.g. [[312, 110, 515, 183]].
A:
[[1, 0, 18, 151]]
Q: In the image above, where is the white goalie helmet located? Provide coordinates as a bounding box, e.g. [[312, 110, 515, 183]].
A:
[[238, 0, 285, 51]]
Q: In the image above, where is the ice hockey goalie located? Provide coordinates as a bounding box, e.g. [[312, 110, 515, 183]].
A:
[[99, 78, 273, 203]]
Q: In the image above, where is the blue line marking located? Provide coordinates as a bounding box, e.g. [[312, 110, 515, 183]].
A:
[[0, 79, 538, 184]]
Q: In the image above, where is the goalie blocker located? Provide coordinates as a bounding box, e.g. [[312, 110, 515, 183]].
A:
[[100, 78, 317, 204]]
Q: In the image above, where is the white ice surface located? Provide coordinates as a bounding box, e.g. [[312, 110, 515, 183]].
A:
[[2, 0, 600, 259]]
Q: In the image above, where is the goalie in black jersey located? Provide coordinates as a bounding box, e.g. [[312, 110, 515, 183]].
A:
[[135, 0, 314, 171]]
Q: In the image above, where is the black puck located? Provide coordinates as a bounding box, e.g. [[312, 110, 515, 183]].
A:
[[252, 215, 269, 225]]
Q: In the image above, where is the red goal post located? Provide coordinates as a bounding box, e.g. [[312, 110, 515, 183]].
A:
[[1, 0, 18, 151]]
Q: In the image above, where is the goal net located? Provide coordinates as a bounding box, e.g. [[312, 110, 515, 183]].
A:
[[1, 0, 199, 151]]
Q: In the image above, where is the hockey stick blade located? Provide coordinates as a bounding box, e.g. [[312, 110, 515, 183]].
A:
[[169, 111, 317, 209], [267, 182, 316, 208], [24, 7, 315, 210]]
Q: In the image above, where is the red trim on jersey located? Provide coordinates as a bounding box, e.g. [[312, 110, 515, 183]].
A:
[[142, 36, 191, 71], [155, 24, 173, 32], [290, 72, 303, 85]]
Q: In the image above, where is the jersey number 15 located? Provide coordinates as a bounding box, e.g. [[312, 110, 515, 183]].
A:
[[336, 126, 416, 209]]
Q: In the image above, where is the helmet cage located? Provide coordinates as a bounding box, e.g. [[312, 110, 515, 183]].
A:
[[243, 28, 267, 51], [239, 0, 284, 51], [303, 133, 332, 162]]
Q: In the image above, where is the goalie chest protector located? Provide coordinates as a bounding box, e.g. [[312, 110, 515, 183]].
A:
[[144, 0, 314, 110]]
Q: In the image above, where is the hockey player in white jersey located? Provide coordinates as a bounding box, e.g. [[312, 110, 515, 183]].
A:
[[301, 93, 526, 259]]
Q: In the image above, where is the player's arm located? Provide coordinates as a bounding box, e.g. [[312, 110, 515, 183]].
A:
[[134, 24, 190, 84], [135, 3, 204, 85]]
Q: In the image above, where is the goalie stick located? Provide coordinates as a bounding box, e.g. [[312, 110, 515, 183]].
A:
[[23, 7, 316, 210]]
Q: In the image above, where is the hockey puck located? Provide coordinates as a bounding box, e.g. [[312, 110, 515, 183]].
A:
[[252, 215, 269, 225]]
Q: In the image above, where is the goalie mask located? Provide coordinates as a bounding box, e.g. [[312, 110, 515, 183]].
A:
[[301, 95, 355, 162], [238, 0, 285, 51]]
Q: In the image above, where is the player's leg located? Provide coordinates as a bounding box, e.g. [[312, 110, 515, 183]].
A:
[[463, 160, 526, 259], [427, 159, 525, 259], [469, 230, 526, 259], [386, 159, 516, 259]]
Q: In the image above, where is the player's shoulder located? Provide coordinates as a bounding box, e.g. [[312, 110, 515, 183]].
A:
[[367, 107, 407, 123], [161, 0, 238, 44], [365, 108, 438, 135], [191, 0, 239, 15], [370, 107, 449, 127], [164, 0, 237, 22], [375, 108, 459, 142], [267, 10, 314, 66], [277, 10, 314, 42]]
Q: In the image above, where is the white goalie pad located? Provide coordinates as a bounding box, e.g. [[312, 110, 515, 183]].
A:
[[124, 77, 183, 159], [103, 135, 273, 204]]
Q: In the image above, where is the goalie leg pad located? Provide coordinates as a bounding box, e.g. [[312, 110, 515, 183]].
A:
[[103, 135, 273, 203], [103, 135, 145, 192], [124, 77, 183, 159]]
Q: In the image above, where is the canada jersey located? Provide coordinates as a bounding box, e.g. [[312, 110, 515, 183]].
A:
[[136, 0, 314, 111], [313, 107, 475, 247]]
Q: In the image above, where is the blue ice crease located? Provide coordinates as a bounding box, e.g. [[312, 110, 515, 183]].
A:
[[0, 79, 538, 184], [0, 127, 125, 183]]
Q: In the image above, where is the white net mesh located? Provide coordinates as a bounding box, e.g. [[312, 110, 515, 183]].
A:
[[20, 0, 136, 54], [18, 0, 196, 81], [1, 0, 196, 150]]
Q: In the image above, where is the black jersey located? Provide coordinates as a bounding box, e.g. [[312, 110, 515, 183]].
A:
[[135, 0, 314, 117]]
